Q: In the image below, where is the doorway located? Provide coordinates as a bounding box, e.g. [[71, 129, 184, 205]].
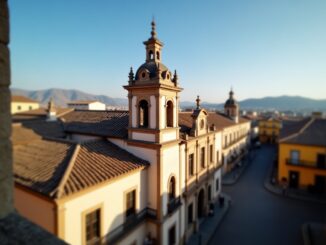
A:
[[197, 189, 205, 218], [314, 175, 326, 194], [289, 171, 299, 188]]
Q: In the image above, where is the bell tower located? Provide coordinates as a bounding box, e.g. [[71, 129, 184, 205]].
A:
[[144, 20, 163, 63], [123, 20, 182, 144], [224, 88, 239, 123]]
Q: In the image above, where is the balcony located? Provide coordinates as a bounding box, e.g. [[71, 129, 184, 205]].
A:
[[223, 134, 248, 150], [167, 196, 182, 214], [286, 158, 326, 170]]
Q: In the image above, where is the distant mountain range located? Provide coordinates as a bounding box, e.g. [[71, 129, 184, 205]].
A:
[[11, 88, 128, 108], [11, 88, 326, 112]]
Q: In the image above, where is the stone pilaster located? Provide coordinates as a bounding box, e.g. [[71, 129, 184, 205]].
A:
[[0, 0, 13, 218]]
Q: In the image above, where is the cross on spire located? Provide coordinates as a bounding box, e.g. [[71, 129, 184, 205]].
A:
[[151, 17, 157, 39], [196, 95, 201, 109]]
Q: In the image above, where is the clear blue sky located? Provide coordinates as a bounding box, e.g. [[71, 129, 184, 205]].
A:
[[9, 0, 326, 103]]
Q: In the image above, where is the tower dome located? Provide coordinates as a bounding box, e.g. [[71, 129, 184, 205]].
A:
[[224, 88, 239, 123]]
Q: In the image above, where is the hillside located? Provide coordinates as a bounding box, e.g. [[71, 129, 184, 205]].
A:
[[11, 88, 326, 111], [11, 88, 128, 107]]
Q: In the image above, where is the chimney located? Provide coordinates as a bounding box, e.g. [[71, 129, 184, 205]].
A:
[[47, 98, 57, 121]]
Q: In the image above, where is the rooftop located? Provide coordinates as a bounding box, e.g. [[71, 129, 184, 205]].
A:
[[14, 139, 149, 198], [11, 95, 39, 103], [279, 117, 326, 147]]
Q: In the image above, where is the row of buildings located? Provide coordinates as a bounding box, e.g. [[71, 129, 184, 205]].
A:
[[256, 112, 326, 196], [12, 22, 251, 245], [11, 96, 108, 114]]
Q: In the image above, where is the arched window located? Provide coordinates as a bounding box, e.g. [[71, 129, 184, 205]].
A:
[[166, 100, 174, 127], [156, 51, 160, 60], [139, 100, 149, 127], [149, 50, 154, 60], [168, 176, 176, 201]]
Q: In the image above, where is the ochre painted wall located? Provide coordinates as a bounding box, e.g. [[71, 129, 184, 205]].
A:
[[259, 119, 281, 143], [14, 187, 56, 234], [278, 143, 326, 187]]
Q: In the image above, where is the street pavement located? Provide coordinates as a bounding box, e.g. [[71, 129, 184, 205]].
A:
[[209, 145, 326, 245]]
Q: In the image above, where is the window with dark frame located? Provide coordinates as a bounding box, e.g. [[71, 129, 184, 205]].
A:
[[168, 225, 176, 245], [126, 190, 136, 218], [208, 185, 212, 201], [168, 177, 176, 201], [189, 153, 194, 177], [216, 178, 219, 192], [201, 147, 205, 168], [216, 151, 220, 166], [85, 209, 100, 245], [210, 144, 213, 163], [139, 100, 149, 127], [188, 203, 193, 225], [317, 154, 326, 169], [166, 101, 174, 127]]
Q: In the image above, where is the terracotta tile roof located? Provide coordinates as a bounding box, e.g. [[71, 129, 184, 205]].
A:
[[12, 124, 42, 145], [14, 139, 149, 198], [178, 111, 249, 134], [11, 95, 39, 103], [61, 110, 129, 138], [61, 140, 149, 197], [13, 107, 73, 122], [280, 118, 326, 147], [12, 121, 66, 145], [14, 140, 75, 196]]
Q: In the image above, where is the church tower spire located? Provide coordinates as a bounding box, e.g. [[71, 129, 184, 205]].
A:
[[143, 19, 163, 63], [124, 20, 182, 144]]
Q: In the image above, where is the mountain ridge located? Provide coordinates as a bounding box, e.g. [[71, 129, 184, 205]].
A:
[[11, 88, 326, 111]]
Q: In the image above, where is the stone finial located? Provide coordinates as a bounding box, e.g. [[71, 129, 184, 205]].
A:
[[173, 70, 178, 85], [128, 67, 134, 84], [196, 95, 201, 110], [229, 87, 234, 98], [151, 18, 157, 39]]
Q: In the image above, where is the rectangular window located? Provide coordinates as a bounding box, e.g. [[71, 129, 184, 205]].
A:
[[188, 153, 194, 177], [85, 209, 100, 245], [317, 154, 326, 169], [17, 105, 21, 111], [126, 190, 136, 218], [224, 136, 227, 147], [208, 185, 212, 201], [210, 144, 213, 163], [290, 150, 300, 164], [216, 151, 220, 166], [201, 147, 205, 168], [168, 225, 176, 245], [216, 178, 219, 192], [188, 203, 193, 225]]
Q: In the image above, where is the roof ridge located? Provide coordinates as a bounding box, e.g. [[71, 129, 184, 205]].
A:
[[280, 118, 315, 142], [56, 108, 74, 117], [42, 136, 77, 145], [53, 144, 81, 199]]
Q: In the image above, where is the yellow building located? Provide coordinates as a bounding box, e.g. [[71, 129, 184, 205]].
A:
[[258, 117, 281, 143], [278, 117, 326, 194], [11, 95, 40, 114]]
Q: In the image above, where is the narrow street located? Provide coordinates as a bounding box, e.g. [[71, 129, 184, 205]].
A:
[[210, 145, 326, 245]]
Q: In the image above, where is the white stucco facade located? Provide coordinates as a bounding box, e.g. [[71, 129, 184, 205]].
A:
[[67, 101, 106, 111]]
